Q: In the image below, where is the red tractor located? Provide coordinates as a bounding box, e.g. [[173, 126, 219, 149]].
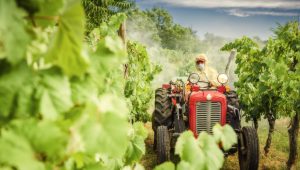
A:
[[152, 73, 259, 170]]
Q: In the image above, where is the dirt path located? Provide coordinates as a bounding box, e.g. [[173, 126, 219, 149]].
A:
[[140, 123, 156, 170]]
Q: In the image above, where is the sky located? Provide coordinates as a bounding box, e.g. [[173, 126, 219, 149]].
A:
[[135, 0, 300, 40]]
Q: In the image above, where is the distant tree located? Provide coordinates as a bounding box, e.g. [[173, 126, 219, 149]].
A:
[[127, 9, 162, 46], [144, 7, 201, 53], [145, 7, 173, 31]]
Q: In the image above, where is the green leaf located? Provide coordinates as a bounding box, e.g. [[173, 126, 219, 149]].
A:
[[75, 96, 129, 158], [15, 84, 35, 118], [177, 161, 193, 170], [87, 35, 126, 93], [124, 122, 148, 165], [37, 70, 73, 120], [154, 162, 175, 170], [31, 121, 68, 160], [70, 77, 98, 105], [35, 0, 64, 27], [95, 36, 127, 63], [133, 163, 145, 170], [175, 131, 205, 169], [0, 0, 31, 64], [99, 13, 127, 37], [10, 120, 68, 161], [197, 132, 224, 170], [124, 81, 134, 98], [133, 122, 148, 139], [0, 126, 45, 170], [0, 63, 33, 118], [45, 0, 89, 76], [213, 124, 237, 151]]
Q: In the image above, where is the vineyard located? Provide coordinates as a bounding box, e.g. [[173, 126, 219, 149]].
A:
[[0, 0, 299, 170]]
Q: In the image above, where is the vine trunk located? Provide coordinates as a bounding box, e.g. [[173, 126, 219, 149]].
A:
[[287, 112, 299, 169], [264, 112, 276, 154]]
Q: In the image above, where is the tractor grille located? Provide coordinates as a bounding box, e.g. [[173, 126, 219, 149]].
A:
[[196, 102, 221, 134]]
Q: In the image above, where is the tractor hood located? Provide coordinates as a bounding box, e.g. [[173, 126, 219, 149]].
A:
[[189, 90, 227, 104], [188, 90, 227, 136]]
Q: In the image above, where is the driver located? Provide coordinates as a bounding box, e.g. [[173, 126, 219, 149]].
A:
[[195, 54, 219, 87]]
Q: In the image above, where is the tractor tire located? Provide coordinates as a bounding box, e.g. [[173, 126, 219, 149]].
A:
[[152, 88, 172, 128], [156, 126, 170, 164], [238, 126, 259, 170], [152, 88, 172, 150]]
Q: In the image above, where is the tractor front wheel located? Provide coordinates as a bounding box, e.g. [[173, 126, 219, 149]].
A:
[[156, 126, 170, 164], [238, 126, 259, 170]]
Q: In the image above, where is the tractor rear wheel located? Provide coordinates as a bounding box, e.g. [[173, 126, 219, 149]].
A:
[[152, 88, 172, 149], [156, 126, 170, 164], [238, 126, 259, 170]]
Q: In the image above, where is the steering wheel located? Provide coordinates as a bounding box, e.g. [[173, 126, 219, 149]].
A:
[[188, 73, 211, 89]]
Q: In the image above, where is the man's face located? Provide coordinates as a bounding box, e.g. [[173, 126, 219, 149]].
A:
[[196, 60, 206, 71]]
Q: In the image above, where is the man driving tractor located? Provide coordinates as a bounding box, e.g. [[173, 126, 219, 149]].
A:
[[185, 53, 220, 99], [152, 52, 259, 170]]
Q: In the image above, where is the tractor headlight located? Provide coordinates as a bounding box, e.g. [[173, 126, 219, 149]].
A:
[[188, 73, 200, 84], [217, 74, 228, 84]]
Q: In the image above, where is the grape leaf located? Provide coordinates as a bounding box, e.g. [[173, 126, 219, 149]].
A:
[[175, 131, 205, 169], [124, 122, 148, 165], [70, 77, 98, 105], [35, 0, 64, 27], [198, 132, 224, 170], [0, 63, 33, 118], [10, 120, 68, 161], [15, 84, 35, 118], [177, 161, 193, 170], [0, 127, 45, 170], [45, 0, 89, 76], [213, 124, 237, 151], [36, 70, 73, 120], [99, 13, 127, 37], [0, 0, 31, 64], [154, 162, 175, 170], [75, 97, 129, 158]]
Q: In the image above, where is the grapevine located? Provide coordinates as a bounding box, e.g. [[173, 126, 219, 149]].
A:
[[222, 22, 300, 168]]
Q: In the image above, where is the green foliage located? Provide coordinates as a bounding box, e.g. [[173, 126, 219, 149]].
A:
[[157, 125, 237, 170], [124, 122, 148, 165], [45, 0, 89, 77], [213, 124, 237, 150], [154, 162, 175, 170], [0, 1, 148, 169], [221, 37, 262, 120], [87, 12, 127, 94], [221, 22, 300, 121], [37, 70, 73, 120], [82, 0, 134, 32], [0, 127, 45, 170], [125, 41, 161, 122], [0, 0, 31, 64]]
